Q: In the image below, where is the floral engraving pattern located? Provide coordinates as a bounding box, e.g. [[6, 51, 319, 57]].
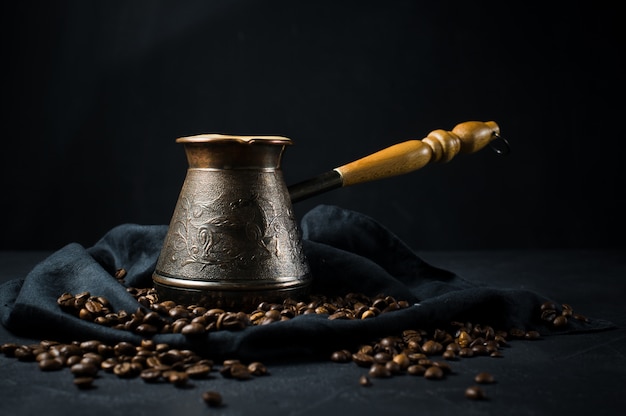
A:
[[169, 194, 291, 270]]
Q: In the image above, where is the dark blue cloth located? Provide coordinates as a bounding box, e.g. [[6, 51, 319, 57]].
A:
[[0, 205, 614, 361]]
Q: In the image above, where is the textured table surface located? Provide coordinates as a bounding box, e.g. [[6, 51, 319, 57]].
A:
[[1, 249, 625, 416]]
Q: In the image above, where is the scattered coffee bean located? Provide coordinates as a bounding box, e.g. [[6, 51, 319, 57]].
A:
[[465, 385, 486, 400], [73, 376, 95, 389], [71, 362, 99, 378], [359, 374, 372, 386], [202, 390, 223, 407], [474, 372, 495, 384], [140, 368, 162, 383], [330, 350, 352, 363], [186, 363, 212, 379], [407, 364, 426, 376], [114, 268, 127, 280], [369, 363, 391, 378], [248, 362, 269, 376], [39, 358, 64, 371], [525, 330, 541, 340], [424, 365, 444, 380], [553, 315, 568, 328]]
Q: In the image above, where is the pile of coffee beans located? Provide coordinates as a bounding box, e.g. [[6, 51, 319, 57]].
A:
[[539, 300, 589, 328], [326, 321, 512, 399], [2, 267, 591, 405], [57, 283, 412, 338], [0, 337, 266, 407]]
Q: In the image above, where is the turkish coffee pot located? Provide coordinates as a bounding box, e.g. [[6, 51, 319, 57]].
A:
[[152, 121, 505, 309]]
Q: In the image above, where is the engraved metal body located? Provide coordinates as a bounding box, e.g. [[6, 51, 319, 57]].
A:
[[152, 135, 311, 309]]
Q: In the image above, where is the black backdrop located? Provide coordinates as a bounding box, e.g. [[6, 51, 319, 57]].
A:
[[2, 0, 624, 251]]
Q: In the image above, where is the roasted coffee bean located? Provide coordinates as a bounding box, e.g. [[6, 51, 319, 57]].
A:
[[39, 358, 64, 371], [202, 391, 223, 407], [358, 345, 374, 355], [65, 355, 80, 366], [57, 293, 74, 307], [407, 352, 427, 363], [79, 340, 101, 352], [218, 363, 235, 378], [142, 311, 164, 326], [378, 337, 397, 350], [417, 358, 433, 367], [541, 310, 557, 322], [71, 363, 99, 377], [407, 364, 426, 376], [113, 362, 141, 378], [186, 364, 212, 379], [573, 313, 589, 323], [465, 385, 486, 400], [474, 372, 495, 384], [508, 328, 526, 339], [458, 347, 474, 358], [457, 330, 472, 348], [101, 357, 117, 372], [85, 299, 103, 314], [114, 268, 127, 279], [385, 360, 402, 375], [361, 309, 377, 319], [469, 337, 485, 348], [392, 353, 410, 370], [222, 312, 250, 330], [14, 346, 35, 362], [331, 350, 352, 363], [181, 322, 206, 336], [1, 343, 20, 357], [78, 309, 94, 320], [230, 364, 252, 380], [73, 292, 90, 308], [352, 352, 375, 368], [562, 303, 573, 317], [373, 352, 392, 364], [446, 342, 461, 353], [485, 340, 499, 353], [424, 365, 444, 380], [171, 319, 189, 333], [433, 361, 452, 374], [169, 306, 191, 320], [166, 370, 189, 387], [248, 362, 268, 376], [359, 375, 372, 386], [368, 363, 391, 378], [422, 340, 443, 355], [471, 345, 489, 356], [159, 350, 184, 366], [73, 377, 95, 389], [81, 353, 103, 367], [553, 315, 568, 328], [525, 330, 541, 340], [114, 342, 137, 357], [140, 368, 162, 383], [329, 310, 350, 320]]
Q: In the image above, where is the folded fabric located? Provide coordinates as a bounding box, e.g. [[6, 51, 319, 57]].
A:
[[0, 205, 614, 361]]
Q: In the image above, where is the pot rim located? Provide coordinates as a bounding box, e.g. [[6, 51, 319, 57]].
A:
[[176, 134, 292, 145]]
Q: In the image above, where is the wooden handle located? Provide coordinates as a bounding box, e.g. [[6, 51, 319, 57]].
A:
[[335, 121, 500, 187]]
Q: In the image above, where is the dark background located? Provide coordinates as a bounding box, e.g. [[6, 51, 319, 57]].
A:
[[2, 0, 624, 251]]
